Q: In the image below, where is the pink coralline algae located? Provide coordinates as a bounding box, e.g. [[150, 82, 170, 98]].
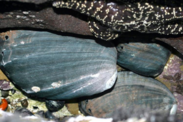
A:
[[0, 80, 12, 90]]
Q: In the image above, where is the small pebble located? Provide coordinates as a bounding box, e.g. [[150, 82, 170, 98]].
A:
[[45, 100, 65, 112], [21, 99, 28, 108], [36, 110, 45, 118], [1, 90, 9, 98], [45, 111, 57, 120], [6, 98, 10, 104], [15, 107, 34, 117], [10, 89, 16, 94]]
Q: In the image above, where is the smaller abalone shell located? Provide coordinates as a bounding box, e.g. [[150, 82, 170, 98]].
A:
[[117, 42, 170, 77], [79, 72, 176, 118]]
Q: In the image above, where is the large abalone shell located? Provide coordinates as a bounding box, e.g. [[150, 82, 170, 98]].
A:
[[0, 30, 117, 100], [79, 72, 176, 118], [117, 42, 170, 77]]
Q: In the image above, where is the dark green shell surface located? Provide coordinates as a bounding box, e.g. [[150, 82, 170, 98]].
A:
[[79, 71, 176, 117], [0, 30, 117, 100], [117, 43, 170, 77]]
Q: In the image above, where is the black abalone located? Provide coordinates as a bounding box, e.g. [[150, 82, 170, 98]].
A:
[[79, 71, 176, 117], [117, 42, 170, 76], [0, 30, 117, 100]]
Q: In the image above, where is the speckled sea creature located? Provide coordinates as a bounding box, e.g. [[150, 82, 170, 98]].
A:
[[53, 0, 183, 40]]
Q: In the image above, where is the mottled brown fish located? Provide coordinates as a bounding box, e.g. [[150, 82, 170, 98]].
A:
[[53, 0, 183, 40]]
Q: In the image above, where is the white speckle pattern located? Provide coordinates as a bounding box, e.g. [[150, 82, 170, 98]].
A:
[[53, 0, 183, 40]]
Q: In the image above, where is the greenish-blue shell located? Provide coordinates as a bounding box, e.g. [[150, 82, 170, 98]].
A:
[[0, 30, 117, 100], [79, 71, 176, 117], [117, 42, 170, 76]]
